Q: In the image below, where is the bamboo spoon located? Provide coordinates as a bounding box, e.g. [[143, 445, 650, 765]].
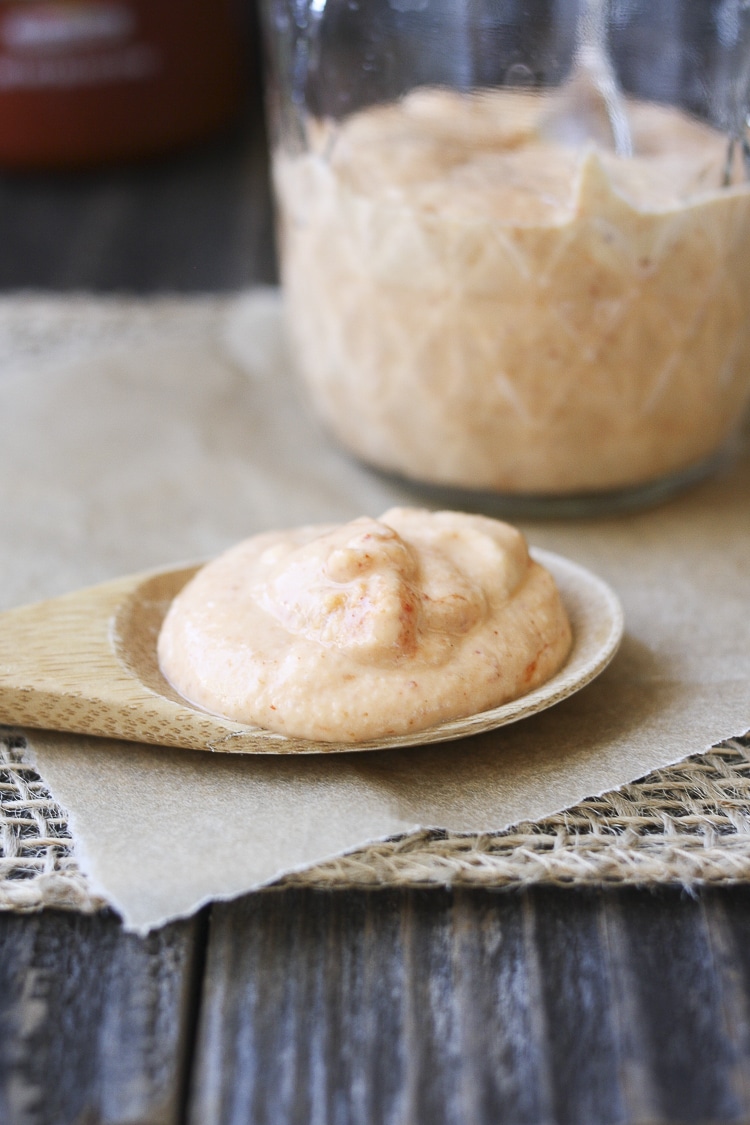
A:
[[0, 550, 623, 755]]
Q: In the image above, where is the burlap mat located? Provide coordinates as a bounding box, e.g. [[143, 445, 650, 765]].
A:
[[3, 728, 749, 915]]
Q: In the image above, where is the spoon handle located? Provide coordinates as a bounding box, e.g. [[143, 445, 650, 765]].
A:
[[576, 0, 632, 158]]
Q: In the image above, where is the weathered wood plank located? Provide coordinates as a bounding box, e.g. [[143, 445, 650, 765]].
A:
[[456, 890, 548, 1120], [604, 887, 750, 1123], [528, 887, 626, 1125], [191, 887, 567, 1125], [190, 886, 750, 1125], [0, 908, 203, 1125], [190, 889, 379, 1125], [705, 886, 750, 1109]]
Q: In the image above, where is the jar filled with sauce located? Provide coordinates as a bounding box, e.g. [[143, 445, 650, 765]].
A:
[[0, 0, 244, 167], [262, 0, 750, 515]]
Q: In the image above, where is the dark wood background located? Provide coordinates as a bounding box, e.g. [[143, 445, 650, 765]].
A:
[[1, 104, 750, 1125]]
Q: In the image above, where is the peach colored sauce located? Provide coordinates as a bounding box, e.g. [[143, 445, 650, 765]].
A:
[[157, 508, 572, 742], [274, 89, 750, 494]]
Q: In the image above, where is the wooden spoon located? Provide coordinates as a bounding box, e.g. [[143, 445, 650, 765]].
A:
[[0, 549, 623, 755]]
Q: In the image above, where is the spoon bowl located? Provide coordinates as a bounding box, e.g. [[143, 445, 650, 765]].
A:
[[0, 549, 623, 754]]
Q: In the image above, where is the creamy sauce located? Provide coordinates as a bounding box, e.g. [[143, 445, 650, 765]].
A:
[[274, 89, 750, 494], [157, 508, 572, 742]]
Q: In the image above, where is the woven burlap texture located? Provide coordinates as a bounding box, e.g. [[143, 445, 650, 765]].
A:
[[3, 730, 750, 915]]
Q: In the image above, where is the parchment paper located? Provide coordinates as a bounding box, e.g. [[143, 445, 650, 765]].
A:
[[2, 290, 748, 932]]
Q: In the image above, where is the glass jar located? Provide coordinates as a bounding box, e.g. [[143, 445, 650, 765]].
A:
[[262, 0, 750, 514]]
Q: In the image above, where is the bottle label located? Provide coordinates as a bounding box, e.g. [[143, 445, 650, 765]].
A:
[[0, 2, 160, 90]]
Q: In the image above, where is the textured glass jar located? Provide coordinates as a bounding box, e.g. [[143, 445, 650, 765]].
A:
[[262, 0, 750, 514]]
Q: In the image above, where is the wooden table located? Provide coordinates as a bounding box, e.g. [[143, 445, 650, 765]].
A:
[[2, 112, 750, 1125]]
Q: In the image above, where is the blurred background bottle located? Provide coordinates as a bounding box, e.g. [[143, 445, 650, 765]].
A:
[[0, 0, 245, 167]]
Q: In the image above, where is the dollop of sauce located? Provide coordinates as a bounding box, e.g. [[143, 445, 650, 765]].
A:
[[274, 89, 750, 494], [157, 508, 572, 742]]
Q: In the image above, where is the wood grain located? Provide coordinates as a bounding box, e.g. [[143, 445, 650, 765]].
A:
[[604, 887, 750, 1122], [188, 887, 750, 1125], [0, 566, 255, 754], [0, 909, 202, 1125]]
